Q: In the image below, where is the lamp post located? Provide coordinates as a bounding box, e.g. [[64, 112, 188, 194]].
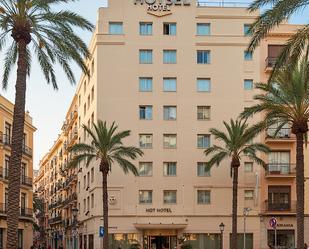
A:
[[243, 207, 251, 249], [219, 222, 225, 249], [72, 207, 78, 249]]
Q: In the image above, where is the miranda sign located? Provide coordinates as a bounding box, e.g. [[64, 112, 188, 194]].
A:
[[134, 0, 191, 12]]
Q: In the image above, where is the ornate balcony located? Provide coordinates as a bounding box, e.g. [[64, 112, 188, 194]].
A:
[[265, 128, 295, 143], [48, 216, 62, 224], [262, 200, 296, 215], [0, 132, 33, 157]]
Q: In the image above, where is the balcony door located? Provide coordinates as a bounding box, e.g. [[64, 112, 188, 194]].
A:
[[4, 122, 11, 144], [268, 151, 290, 174], [268, 186, 291, 211], [20, 193, 26, 215]]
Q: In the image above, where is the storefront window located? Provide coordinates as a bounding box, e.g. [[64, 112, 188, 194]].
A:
[[109, 234, 140, 249], [183, 234, 220, 249], [229, 233, 253, 249], [268, 230, 294, 249]]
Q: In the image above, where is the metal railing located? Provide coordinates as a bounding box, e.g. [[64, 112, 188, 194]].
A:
[[196, 1, 250, 7], [266, 128, 291, 138], [0, 132, 33, 157], [266, 163, 296, 175], [20, 208, 33, 217], [48, 216, 62, 224], [265, 57, 277, 68], [21, 175, 32, 187], [264, 200, 296, 212]]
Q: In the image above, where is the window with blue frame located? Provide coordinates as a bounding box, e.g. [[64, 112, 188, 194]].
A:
[[163, 50, 177, 64], [244, 51, 253, 61], [139, 106, 153, 120], [163, 78, 177, 92], [163, 23, 176, 35], [197, 50, 210, 64], [139, 77, 153, 92], [139, 50, 153, 64], [197, 134, 210, 149], [109, 22, 123, 34], [244, 79, 253, 90], [197, 23, 210, 35], [244, 24, 252, 36], [140, 22, 153, 35], [197, 78, 211, 92]]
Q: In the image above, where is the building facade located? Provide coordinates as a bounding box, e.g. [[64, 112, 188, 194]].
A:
[[0, 95, 36, 248], [36, 1, 309, 249]]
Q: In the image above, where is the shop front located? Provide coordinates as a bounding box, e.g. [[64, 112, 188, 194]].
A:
[[267, 230, 294, 249]]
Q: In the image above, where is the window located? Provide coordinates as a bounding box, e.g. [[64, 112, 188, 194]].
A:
[[163, 190, 177, 204], [139, 106, 153, 120], [163, 134, 177, 149], [91, 194, 94, 208], [84, 104, 86, 117], [18, 230, 23, 249], [197, 190, 211, 204], [87, 172, 90, 187], [140, 22, 152, 35], [139, 50, 153, 64], [91, 113, 94, 127], [244, 190, 254, 200], [87, 95, 90, 109], [163, 23, 176, 35], [197, 134, 210, 148], [83, 175, 86, 189], [5, 155, 10, 178], [4, 122, 11, 144], [244, 79, 253, 90], [197, 162, 211, 177], [78, 181, 80, 193], [197, 78, 211, 92], [163, 78, 177, 92], [91, 60, 94, 76], [84, 81, 86, 93], [139, 162, 153, 176], [244, 162, 253, 172], [163, 50, 177, 64], [91, 168, 94, 182], [139, 190, 152, 204], [139, 77, 153, 92], [197, 106, 210, 120], [87, 196, 90, 211], [139, 134, 153, 149], [197, 23, 210, 35], [197, 50, 210, 64], [244, 24, 251, 36], [163, 162, 177, 176], [109, 22, 123, 34], [79, 95, 81, 106], [244, 51, 253, 61], [229, 234, 254, 249], [163, 106, 177, 120]]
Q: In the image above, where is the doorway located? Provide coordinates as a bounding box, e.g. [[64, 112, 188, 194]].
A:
[[267, 230, 295, 249], [147, 236, 177, 249]]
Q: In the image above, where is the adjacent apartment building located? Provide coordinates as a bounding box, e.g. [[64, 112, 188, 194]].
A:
[[35, 0, 309, 248], [0, 95, 36, 248]]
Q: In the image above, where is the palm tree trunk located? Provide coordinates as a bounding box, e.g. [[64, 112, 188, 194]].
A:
[[6, 40, 28, 249], [295, 133, 304, 249], [231, 166, 239, 249], [101, 162, 109, 249]]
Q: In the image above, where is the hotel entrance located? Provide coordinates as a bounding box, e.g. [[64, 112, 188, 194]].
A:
[[147, 236, 177, 249]]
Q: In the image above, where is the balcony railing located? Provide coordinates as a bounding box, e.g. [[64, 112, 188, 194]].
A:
[[265, 57, 277, 68], [266, 163, 296, 176], [0, 204, 33, 217], [266, 128, 292, 139], [62, 193, 78, 207], [263, 200, 296, 213], [0, 132, 33, 157], [21, 175, 32, 187], [196, 1, 250, 7], [48, 216, 62, 224]]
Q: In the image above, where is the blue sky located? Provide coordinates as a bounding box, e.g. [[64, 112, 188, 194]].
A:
[[0, 0, 307, 169]]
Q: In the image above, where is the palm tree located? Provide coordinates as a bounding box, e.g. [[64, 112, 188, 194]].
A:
[[205, 119, 269, 249], [247, 0, 309, 70], [69, 120, 143, 249], [241, 59, 309, 249], [0, 1, 93, 248]]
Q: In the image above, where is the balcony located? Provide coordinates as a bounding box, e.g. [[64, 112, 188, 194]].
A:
[[265, 164, 296, 178], [0, 204, 33, 218], [265, 57, 277, 71], [265, 128, 294, 143], [62, 193, 78, 207], [0, 168, 33, 186], [48, 199, 63, 210], [48, 216, 62, 224], [262, 200, 296, 215], [21, 175, 32, 187], [0, 132, 33, 157]]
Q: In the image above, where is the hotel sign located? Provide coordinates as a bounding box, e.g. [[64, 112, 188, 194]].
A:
[[134, 0, 191, 13], [146, 208, 172, 213]]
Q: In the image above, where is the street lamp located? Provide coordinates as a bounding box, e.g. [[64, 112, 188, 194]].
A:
[[219, 222, 225, 249], [72, 207, 78, 249], [243, 207, 251, 249]]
